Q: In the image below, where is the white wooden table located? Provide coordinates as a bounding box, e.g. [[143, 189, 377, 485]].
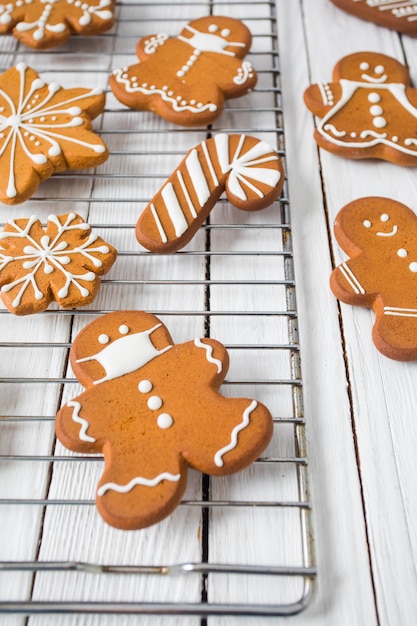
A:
[[0, 1, 416, 624]]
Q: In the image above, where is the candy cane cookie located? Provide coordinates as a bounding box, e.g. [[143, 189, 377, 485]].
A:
[[136, 134, 284, 253]]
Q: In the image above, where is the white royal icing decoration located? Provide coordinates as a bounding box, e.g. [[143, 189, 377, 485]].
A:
[[2, 0, 113, 42], [214, 400, 257, 467], [68, 400, 96, 443], [76, 323, 172, 384], [0, 63, 105, 198], [97, 471, 181, 496], [338, 262, 366, 296], [194, 338, 223, 373], [157, 413, 173, 429], [350, 1, 417, 24], [148, 135, 281, 243], [0, 213, 108, 308], [138, 379, 153, 393], [316, 78, 417, 156], [233, 61, 254, 85]]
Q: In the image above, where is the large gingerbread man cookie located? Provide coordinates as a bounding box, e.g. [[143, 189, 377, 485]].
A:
[[109, 16, 257, 127], [329, 0, 417, 36], [56, 311, 273, 529], [330, 197, 417, 360], [304, 52, 417, 166]]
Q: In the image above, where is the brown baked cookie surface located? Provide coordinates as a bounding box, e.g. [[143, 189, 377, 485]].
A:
[[136, 134, 285, 253], [330, 197, 417, 360], [304, 52, 417, 166], [56, 311, 274, 530], [109, 16, 257, 127], [329, 0, 417, 35], [0, 63, 108, 204], [0, 0, 115, 49], [0, 213, 117, 315]]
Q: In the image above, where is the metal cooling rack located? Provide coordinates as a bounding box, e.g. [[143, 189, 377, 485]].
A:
[[0, 0, 316, 619]]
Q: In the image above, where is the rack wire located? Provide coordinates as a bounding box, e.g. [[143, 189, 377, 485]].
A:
[[0, 0, 316, 620]]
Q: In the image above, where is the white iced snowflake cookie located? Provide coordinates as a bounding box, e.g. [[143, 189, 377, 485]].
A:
[[0, 212, 117, 315], [0, 63, 108, 204]]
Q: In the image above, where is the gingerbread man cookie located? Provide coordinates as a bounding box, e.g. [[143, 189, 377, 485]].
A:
[[0, 63, 108, 204], [304, 52, 417, 166], [330, 197, 417, 360], [136, 134, 284, 253], [109, 16, 257, 127], [0, 0, 115, 49], [329, 0, 417, 36], [56, 311, 273, 529], [0, 212, 117, 315]]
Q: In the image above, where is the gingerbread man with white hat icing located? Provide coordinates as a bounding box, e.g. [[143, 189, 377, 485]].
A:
[[56, 310, 273, 529]]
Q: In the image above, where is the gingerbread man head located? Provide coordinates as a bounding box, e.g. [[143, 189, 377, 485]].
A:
[[330, 197, 417, 360], [332, 52, 410, 85], [109, 16, 257, 127], [56, 311, 273, 529]]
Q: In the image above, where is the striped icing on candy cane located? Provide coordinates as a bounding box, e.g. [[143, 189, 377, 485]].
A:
[[136, 134, 284, 253]]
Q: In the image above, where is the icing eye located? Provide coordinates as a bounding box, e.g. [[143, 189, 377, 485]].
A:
[[360, 62, 370, 71], [397, 248, 408, 258], [98, 334, 110, 344], [363, 220, 372, 228], [221, 28, 231, 37], [380, 213, 389, 222], [208, 24, 218, 33], [374, 65, 385, 75], [138, 379, 153, 393], [119, 324, 129, 335], [409, 262, 417, 273], [157, 413, 174, 429]]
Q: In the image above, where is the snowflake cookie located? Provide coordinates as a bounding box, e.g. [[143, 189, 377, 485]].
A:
[[109, 16, 257, 127], [0, 212, 117, 315], [0, 0, 115, 49], [56, 310, 273, 529], [0, 63, 108, 205]]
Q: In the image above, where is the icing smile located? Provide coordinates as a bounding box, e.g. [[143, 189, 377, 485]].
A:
[[361, 73, 388, 84], [376, 225, 398, 237]]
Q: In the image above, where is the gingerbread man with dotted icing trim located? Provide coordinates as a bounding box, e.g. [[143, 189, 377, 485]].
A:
[[330, 197, 417, 360], [329, 0, 417, 36], [109, 16, 257, 127], [0, 0, 115, 50], [304, 52, 417, 166], [55, 311, 273, 530]]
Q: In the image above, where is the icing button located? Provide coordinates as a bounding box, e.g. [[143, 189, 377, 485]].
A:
[[138, 379, 153, 393], [148, 395, 163, 410], [157, 413, 174, 429], [409, 262, 417, 273]]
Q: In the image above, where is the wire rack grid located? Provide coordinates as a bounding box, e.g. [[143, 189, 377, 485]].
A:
[[0, 0, 316, 621]]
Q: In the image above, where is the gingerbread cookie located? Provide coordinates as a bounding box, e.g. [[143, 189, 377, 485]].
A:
[[136, 134, 284, 253], [304, 52, 417, 166], [56, 311, 273, 529], [0, 63, 108, 205], [0, 0, 115, 49], [329, 0, 417, 36], [0, 213, 117, 315], [109, 16, 257, 127], [330, 197, 417, 360]]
